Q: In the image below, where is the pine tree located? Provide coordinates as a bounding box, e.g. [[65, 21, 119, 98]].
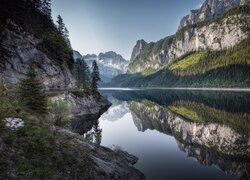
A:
[[26, 0, 42, 11], [57, 15, 65, 35], [91, 60, 100, 93], [73, 58, 83, 88], [41, 0, 51, 19], [64, 27, 71, 48], [73, 58, 91, 90], [18, 63, 47, 114], [83, 59, 91, 90], [84, 61, 91, 90]]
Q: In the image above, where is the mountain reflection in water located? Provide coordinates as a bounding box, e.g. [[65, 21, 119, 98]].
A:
[[73, 89, 250, 180]]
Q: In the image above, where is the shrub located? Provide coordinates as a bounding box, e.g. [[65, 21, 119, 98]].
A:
[[18, 63, 47, 114], [48, 99, 72, 128]]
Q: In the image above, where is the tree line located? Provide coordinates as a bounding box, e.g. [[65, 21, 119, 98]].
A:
[[73, 59, 100, 93]]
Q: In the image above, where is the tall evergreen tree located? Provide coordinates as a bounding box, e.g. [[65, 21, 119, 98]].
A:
[[73, 58, 83, 88], [41, 0, 51, 19], [57, 15, 65, 35], [82, 59, 91, 90], [18, 63, 47, 114], [85, 61, 91, 89], [73, 58, 91, 90], [26, 0, 42, 11], [64, 27, 71, 48], [91, 60, 100, 92]]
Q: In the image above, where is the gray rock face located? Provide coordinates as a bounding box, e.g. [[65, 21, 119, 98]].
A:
[[50, 92, 112, 116], [130, 14, 250, 72], [1, 21, 74, 89], [56, 127, 145, 180], [178, 0, 250, 30], [168, 15, 250, 62], [130, 39, 148, 62]]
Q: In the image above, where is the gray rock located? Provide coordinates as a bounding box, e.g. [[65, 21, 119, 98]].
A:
[[129, 14, 250, 72], [64, 93, 112, 116], [1, 20, 75, 89], [178, 0, 250, 30], [130, 39, 148, 62], [56, 127, 145, 180]]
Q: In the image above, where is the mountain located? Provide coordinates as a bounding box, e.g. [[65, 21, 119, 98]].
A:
[[73, 50, 83, 60], [129, 0, 250, 73], [0, 1, 74, 89], [178, 0, 249, 30], [111, 1, 250, 87], [130, 39, 148, 62], [73, 50, 129, 83]]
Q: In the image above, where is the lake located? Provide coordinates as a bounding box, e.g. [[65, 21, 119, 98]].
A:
[[73, 89, 250, 180]]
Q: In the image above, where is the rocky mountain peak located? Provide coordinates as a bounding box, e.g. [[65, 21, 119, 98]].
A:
[[130, 39, 148, 62], [178, 0, 250, 30], [99, 51, 121, 60], [73, 50, 83, 60]]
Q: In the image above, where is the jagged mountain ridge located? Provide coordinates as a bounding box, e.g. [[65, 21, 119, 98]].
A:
[[178, 0, 249, 30], [73, 50, 129, 82], [128, 0, 250, 73]]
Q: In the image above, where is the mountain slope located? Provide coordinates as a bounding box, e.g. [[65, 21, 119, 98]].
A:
[[129, 4, 250, 73], [110, 37, 250, 87], [178, 0, 249, 30], [0, 0, 74, 89], [110, 2, 250, 87]]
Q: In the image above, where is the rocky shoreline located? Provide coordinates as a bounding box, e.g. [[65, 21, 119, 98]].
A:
[[50, 92, 145, 179]]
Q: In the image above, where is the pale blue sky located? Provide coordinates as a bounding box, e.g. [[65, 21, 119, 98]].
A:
[[52, 0, 204, 60]]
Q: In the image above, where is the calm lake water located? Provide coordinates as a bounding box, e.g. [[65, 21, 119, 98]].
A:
[[74, 89, 250, 180]]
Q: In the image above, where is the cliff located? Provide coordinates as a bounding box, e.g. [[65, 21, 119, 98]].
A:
[[128, 2, 250, 73], [1, 21, 74, 89], [178, 0, 250, 30], [0, 0, 75, 89], [130, 39, 148, 62]]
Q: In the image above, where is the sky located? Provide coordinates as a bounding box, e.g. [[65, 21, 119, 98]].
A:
[[51, 0, 204, 60]]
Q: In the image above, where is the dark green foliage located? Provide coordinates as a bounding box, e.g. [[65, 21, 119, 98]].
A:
[[48, 99, 72, 128], [111, 64, 250, 88], [43, 32, 74, 69], [57, 15, 65, 35], [73, 58, 91, 90], [0, 0, 74, 70], [0, 0, 55, 38], [91, 60, 101, 92], [18, 63, 47, 114], [41, 0, 52, 19], [0, 110, 94, 179]]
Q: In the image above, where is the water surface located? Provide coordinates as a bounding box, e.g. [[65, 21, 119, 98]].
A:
[[75, 89, 250, 180]]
